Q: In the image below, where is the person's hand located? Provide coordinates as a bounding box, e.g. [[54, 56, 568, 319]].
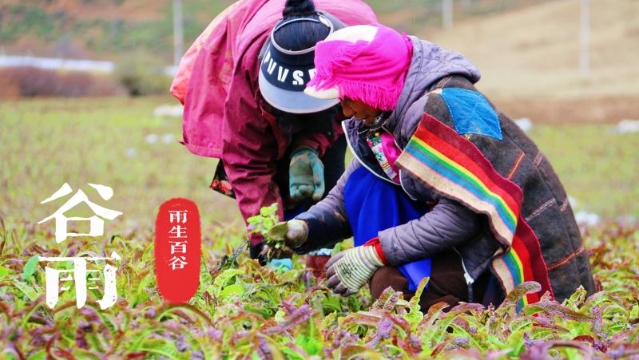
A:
[[325, 245, 385, 296], [261, 220, 308, 259], [289, 147, 324, 202]]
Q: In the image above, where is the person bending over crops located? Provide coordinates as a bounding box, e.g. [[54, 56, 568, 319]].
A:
[[169, 0, 377, 273], [267, 23, 597, 311]]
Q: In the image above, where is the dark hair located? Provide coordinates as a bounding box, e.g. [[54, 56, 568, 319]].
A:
[[273, 0, 331, 52], [271, 103, 341, 137], [282, 0, 316, 16]]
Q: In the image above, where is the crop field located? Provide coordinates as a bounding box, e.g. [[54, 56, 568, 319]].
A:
[[1, 96, 638, 359]]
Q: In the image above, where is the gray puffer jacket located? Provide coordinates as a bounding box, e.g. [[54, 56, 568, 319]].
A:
[[296, 37, 596, 303]]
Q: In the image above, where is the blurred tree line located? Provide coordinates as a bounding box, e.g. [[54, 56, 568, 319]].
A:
[[0, 0, 556, 98], [0, 0, 558, 60]]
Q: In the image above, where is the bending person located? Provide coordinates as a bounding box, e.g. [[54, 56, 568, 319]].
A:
[[171, 0, 377, 274], [269, 23, 597, 311]]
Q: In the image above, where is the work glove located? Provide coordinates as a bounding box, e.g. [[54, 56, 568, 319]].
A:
[[325, 245, 385, 296], [248, 241, 293, 270], [267, 258, 293, 273], [289, 147, 325, 202], [261, 220, 308, 259]]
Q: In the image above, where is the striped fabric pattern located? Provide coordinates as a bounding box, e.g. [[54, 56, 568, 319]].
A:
[[396, 113, 552, 309]]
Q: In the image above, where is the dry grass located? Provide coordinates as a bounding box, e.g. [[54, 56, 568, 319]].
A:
[[424, 0, 639, 99]]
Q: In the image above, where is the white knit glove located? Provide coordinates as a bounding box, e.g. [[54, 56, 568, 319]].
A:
[[325, 246, 384, 295]]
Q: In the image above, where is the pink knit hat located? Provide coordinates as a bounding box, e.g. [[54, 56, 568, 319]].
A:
[[304, 23, 413, 111]]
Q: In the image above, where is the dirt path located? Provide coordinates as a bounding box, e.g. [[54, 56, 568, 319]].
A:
[[494, 95, 639, 124]]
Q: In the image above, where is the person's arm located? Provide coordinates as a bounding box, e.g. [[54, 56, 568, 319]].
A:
[[222, 112, 285, 223], [293, 158, 359, 252], [378, 197, 486, 266], [222, 46, 290, 228]]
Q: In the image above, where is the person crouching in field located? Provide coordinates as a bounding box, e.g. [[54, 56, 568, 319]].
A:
[[267, 23, 597, 311], [170, 0, 377, 275]]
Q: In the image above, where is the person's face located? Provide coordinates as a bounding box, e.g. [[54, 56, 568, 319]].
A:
[[340, 97, 382, 126]]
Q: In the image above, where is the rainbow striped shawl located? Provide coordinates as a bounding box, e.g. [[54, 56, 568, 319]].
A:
[[396, 113, 553, 309]]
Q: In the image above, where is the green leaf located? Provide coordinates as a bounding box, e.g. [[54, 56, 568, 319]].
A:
[[220, 284, 245, 301], [260, 205, 275, 217], [280, 345, 307, 360], [295, 334, 322, 355], [26, 350, 46, 360], [247, 215, 261, 225], [213, 268, 245, 297], [0, 266, 11, 278], [266, 222, 288, 240], [406, 277, 428, 330], [12, 279, 40, 301], [262, 218, 274, 229], [21, 255, 40, 280], [321, 295, 343, 313]]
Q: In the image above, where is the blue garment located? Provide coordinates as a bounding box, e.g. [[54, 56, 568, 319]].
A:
[[344, 166, 432, 291], [268, 258, 293, 272], [439, 88, 502, 140]]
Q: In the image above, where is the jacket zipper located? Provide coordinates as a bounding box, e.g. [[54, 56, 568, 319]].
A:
[[454, 247, 475, 302]]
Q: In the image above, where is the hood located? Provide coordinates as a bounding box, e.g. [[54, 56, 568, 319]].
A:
[[386, 37, 481, 130]]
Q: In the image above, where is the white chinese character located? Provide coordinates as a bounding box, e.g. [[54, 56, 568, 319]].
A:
[[39, 252, 121, 310], [169, 241, 188, 254], [168, 225, 187, 239], [169, 210, 188, 223], [168, 256, 188, 270], [38, 183, 123, 243]]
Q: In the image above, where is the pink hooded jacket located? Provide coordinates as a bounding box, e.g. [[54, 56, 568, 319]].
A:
[[170, 0, 377, 223]]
